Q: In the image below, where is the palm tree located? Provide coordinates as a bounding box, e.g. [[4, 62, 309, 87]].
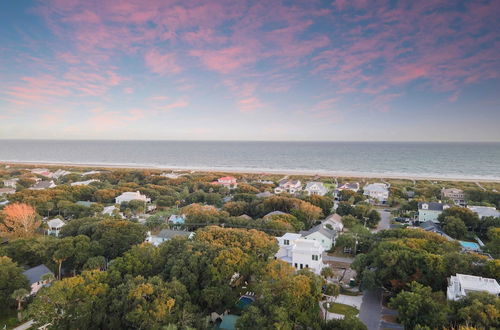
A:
[[11, 288, 29, 321]]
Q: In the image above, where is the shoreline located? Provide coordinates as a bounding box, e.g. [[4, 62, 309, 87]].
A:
[[3, 160, 500, 183]]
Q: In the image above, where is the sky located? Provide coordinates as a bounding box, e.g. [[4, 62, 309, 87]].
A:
[[0, 0, 499, 142]]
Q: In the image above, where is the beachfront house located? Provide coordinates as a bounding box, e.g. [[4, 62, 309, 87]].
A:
[[275, 233, 325, 275], [53, 169, 71, 179], [47, 218, 65, 237], [23, 264, 54, 295], [441, 188, 466, 205], [418, 202, 449, 223], [274, 179, 302, 194], [115, 191, 151, 204], [299, 221, 338, 251], [30, 180, 56, 190], [447, 274, 500, 301], [363, 183, 390, 204], [31, 168, 53, 178], [216, 176, 238, 189], [146, 229, 194, 246], [334, 182, 360, 200], [467, 205, 500, 219], [304, 182, 329, 196]]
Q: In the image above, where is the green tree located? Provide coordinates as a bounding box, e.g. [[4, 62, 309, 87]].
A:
[[341, 214, 358, 229], [91, 219, 147, 259], [322, 316, 367, 330], [438, 206, 480, 231], [0, 256, 30, 308], [389, 282, 448, 329], [11, 288, 29, 321], [448, 291, 500, 329], [442, 216, 467, 239]]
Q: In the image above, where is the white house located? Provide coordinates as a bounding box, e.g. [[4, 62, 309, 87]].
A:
[[363, 183, 390, 204], [71, 179, 99, 186], [23, 264, 54, 295], [82, 170, 101, 176], [53, 169, 71, 179], [304, 182, 329, 196], [418, 202, 450, 223], [115, 191, 151, 204], [275, 233, 325, 275], [334, 182, 360, 200], [47, 218, 65, 237], [467, 206, 500, 219], [146, 229, 194, 247], [447, 274, 500, 301], [323, 214, 344, 232], [441, 188, 466, 205], [3, 178, 18, 188], [274, 179, 302, 194], [30, 180, 56, 190]]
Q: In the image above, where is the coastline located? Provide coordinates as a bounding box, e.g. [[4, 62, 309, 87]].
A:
[[4, 160, 500, 183]]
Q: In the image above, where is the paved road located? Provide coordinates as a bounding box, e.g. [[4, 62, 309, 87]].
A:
[[359, 289, 383, 330], [375, 209, 392, 232]]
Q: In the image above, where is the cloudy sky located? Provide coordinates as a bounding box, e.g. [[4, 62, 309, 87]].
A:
[[1, 0, 499, 141]]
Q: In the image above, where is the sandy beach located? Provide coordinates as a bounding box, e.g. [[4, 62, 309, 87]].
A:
[[4, 161, 500, 183]]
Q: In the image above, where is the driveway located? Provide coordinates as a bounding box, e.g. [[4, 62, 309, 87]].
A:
[[323, 254, 354, 264], [375, 209, 392, 232], [359, 289, 383, 330], [335, 294, 363, 309]]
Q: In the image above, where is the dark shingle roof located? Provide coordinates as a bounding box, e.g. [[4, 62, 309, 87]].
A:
[[23, 265, 53, 285], [418, 202, 446, 211]]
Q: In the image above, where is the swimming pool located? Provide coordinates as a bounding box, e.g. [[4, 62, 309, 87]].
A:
[[459, 241, 480, 251], [235, 296, 254, 309]]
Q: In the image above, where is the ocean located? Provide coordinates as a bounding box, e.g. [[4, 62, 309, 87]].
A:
[[0, 140, 499, 180]]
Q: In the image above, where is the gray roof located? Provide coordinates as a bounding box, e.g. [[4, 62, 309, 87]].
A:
[[418, 202, 447, 211], [32, 181, 54, 189], [264, 210, 287, 218], [300, 223, 337, 240], [23, 264, 54, 285], [157, 229, 192, 239], [256, 191, 273, 198]]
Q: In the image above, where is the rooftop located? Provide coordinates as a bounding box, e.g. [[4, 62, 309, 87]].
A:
[[23, 264, 54, 285]]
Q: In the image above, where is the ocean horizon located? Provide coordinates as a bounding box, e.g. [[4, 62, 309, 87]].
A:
[[1, 140, 499, 181]]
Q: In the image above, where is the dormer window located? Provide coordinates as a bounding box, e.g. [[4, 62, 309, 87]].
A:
[[312, 255, 319, 261], [284, 239, 290, 245], [422, 203, 428, 210]]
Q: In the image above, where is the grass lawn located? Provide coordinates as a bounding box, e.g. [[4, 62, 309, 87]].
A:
[[324, 302, 359, 317], [340, 287, 362, 296], [0, 309, 22, 330]]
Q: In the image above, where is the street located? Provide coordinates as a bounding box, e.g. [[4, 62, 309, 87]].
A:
[[375, 209, 392, 232], [359, 289, 383, 330]]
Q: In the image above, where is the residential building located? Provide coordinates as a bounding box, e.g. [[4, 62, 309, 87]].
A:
[[274, 179, 302, 194], [263, 210, 288, 218], [115, 191, 151, 204], [168, 214, 186, 225], [334, 182, 360, 199], [146, 229, 194, 246], [418, 202, 450, 223], [71, 179, 99, 186], [23, 264, 54, 295], [102, 205, 124, 218], [304, 182, 329, 196], [256, 191, 273, 198], [441, 188, 466, 205], [363, 183, 390, 204], [299, 221, 338, 251], [53, 169, 71, 179], [31, 168, 53, 178], [160, 172, 185, 179], [419, 221, 454, 241], [447, 274, 500, 301], [0, 188, 15, 196], [3, 178, 18, 188], [275, 233, 325, 275], [323, 214, 344, 232], [217, 176, 238, 189], [47, 218, 65, 237], [467, 205, 500, 219], [30, 180, 56, 190], [82, 170, 101, 176]]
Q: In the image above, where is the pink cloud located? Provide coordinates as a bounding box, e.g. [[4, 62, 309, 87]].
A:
[[160, 100, 189, 111], [144, 49, 181, 75]]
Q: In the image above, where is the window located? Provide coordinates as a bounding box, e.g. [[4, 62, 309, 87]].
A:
[[294, 263, 298, 268], [312, 255, 319, 261], [284, 239, 289, 245], [306, 264, 309, 268], [300, 264, 303, 269]]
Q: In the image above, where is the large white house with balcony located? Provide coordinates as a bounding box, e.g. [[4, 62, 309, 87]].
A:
[[447, 274, 500, 301], [115, 191, 151, 204], [304, 182, 329, 196], [363, 183, 390, 204], [275, 233, 325, 275]]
